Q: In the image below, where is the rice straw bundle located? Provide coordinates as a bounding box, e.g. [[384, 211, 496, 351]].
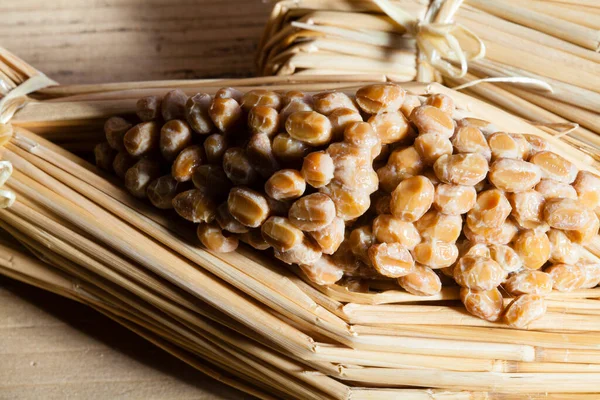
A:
[[256, 0, 600, 163], [1, 45, 600, 396]]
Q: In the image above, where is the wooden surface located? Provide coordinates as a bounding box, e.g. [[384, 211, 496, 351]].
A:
[[1, 0, 273, 83], [0, 0, 272, 398]]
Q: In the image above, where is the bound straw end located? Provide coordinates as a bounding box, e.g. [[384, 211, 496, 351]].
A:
[[0, 189, 15, 208]]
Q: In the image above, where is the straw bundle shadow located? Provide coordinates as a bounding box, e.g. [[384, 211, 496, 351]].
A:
[[256, 0, 600, 163], [2, 46, 600, 397]]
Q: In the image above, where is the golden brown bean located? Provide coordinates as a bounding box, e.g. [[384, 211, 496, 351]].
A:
[[261, 216, 304, 252], [328, 108, 363, 141], [285, 111, 332, 146], [147, 175, 179, 209], [283, 90, 312, 106], [398, 264, 442, 296], [579, 260, 600, 289], [390, 176, 435, 222], [124, 158, 161, 198], [172, 145, 204, 182], [112, 151, 136, 179], [161, 89, 187, 121], [433, 153, 489, 186], [373, 214, 421, 250], [543, 198, 594, 230], [123, 121, 160, 158], [215, 202, 249, 234], [414, 207, 460, 244], [94, 142, 116, 171], [288, 193, 336, 231], [241, 89, 282, 112], [301, 151, 334, 188], [383, 146, 424, 185], [249, 105, 280, 137], [453, 255, 505, 290], [265, 169, 306, 201], [279, 100, 313, 126], [535, 179, 577, 200], [464, 219, 519, 245], [459, 241, 491, 259], [203, 133, 228, 165], [320, 183, 371, 221], [239, 229, 270, 250], [197, 223, 238, 253], [410, 105, 455, 138], [272, 133, 310, 165], [136, 96, 161, 122], [456, 117, 498, 137], [400, 94, 422, 118], [488, 158, 541, 193], [509, 190, 545, 226], [160, 119, 192, 161], [425, 93, 454, 114], [530, 151, 578, 183], [573, 171, 600, 210], [368, 111, 412, 145], [434, 184, 477, 215], [504, 294, 546, 328], [313, 91, 358, 115], [489, 244, 523, 273], [565, 213, 599, 245], [329, 143, 378, 194], [344, 122, 381, 159], [274, 237, 322, 265], [414, 210, 462, 243], [504, 270, 553, 296], [488, 132, 529, 160], [522, 134, 550, 156], [546, 263, 586, 292], [191, 164, 231, 198], [377, 146, 425, 193], [451, 126, 491, 161], [348, 226, 376, 265], [104, 117, 132, 151], [299, 255, 344, 285], [369, 242, 415, 278], [172, 189, 217, 223], [412, 240, 459, 269], [414, 133, 453, 166], [227, 187, 270, 228], [356, 83, 406, 114], [467, 189, 512, 230], [547, 229, 582, 265], [461, 287, 504, 322], [222, 147, 258, 186], [512, 230, 551, 270], [308, 217, 345, 255], [246, 133, 280, 178], [209, 97, 243, 133], [215, 87, 243, 103], [185, 93, 214, 135]]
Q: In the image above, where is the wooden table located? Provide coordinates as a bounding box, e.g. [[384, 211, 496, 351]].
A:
[[0, 1, 273, 398]]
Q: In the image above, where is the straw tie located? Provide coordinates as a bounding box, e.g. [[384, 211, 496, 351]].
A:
[[373, 0, 485, 79], [0, 73, 57, 208]]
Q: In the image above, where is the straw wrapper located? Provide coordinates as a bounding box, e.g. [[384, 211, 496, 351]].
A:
[[1, 46, 600, 397]]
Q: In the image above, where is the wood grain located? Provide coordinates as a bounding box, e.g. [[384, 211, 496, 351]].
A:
[[0, 277, 253, 399], [0, 0, 273, 84], [0, 1, 272, 398]]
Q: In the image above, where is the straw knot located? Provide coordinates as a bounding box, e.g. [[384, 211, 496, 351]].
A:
[[0, 73, 57, 125], [0, 71, 53, 209]]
